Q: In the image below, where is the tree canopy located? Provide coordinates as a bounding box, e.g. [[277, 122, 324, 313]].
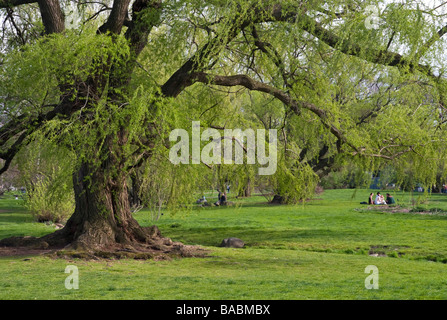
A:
[[0, 0, 446, 257]]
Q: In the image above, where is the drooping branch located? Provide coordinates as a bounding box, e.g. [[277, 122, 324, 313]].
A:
[[352, 145, 418, 161], [297, 14, 432, 75], [237, 3, 437, 77], [251, 26, 289, 89], [160, 2, 444, 103], [0, 93, 88, 174], [191, 71, 437, 162], [4, 7, 26, 45], [0, 0, 65, 34], [0, 130, 28, 174], [160, 18, 251, 98], [189, 72, 358, 153]]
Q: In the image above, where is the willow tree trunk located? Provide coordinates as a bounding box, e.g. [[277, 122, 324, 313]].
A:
[[62, 161, 149, 250], [32, 157, 202, 258], [239, 177, 253, 198]]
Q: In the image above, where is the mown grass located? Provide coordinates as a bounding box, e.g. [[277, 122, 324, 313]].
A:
[[147, 189, 447, 263], [1, 189, 447, 299]]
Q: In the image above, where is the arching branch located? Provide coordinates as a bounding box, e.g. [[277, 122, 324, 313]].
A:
[[189, 72, 359, 153]]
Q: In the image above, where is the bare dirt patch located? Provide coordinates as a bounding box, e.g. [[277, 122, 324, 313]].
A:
[[0, 246, 55, 257], [356, 205, 427, 214], [0, 241, 211, 261], [0, 244, 210, 260]]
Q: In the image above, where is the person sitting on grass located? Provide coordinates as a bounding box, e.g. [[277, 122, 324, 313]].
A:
[[375, 192, 387, 205], [386, 193, 395, 205], [368, 193, 374, 205], [220, 192, 227, 205]]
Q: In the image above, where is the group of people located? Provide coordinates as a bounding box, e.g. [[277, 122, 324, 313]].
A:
[[197, 185, 231, 206], [368, 192, 395, 205]]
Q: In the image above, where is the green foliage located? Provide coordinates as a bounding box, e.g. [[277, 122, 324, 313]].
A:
[[1, 29, 128, 111], [320, 164, 371, 189], [138, 153, 207, 220], [268, 156, 319, 203], [24, 171, 74, 223], [15, 135, 75, 223]]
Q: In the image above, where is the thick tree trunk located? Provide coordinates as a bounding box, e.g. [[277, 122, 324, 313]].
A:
[[37, 0, 65, 34], [59, 161, 150, 250], [45, 160, 196, 257]]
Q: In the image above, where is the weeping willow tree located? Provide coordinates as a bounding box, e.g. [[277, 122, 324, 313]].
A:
[[0, 0, 447, 257]]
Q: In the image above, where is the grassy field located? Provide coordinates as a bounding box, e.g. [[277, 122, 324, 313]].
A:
[[1, 188, 447, 300]]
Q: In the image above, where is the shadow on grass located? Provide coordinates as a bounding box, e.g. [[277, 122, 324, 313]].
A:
[[194, 198, 325, 211]]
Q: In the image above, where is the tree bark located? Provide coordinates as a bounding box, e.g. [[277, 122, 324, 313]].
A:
[[61, 161, 145, 250], [98, 0, 131, 35], [37, 0, 65, 34], [239, 177, 252, 197], [128, 173, 142, 210]]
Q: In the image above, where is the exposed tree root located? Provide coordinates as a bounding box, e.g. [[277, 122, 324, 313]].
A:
[[0, 225, 209, 260]]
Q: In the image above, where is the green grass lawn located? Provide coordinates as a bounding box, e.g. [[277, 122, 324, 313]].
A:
[[1, 189, 447, 299]]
